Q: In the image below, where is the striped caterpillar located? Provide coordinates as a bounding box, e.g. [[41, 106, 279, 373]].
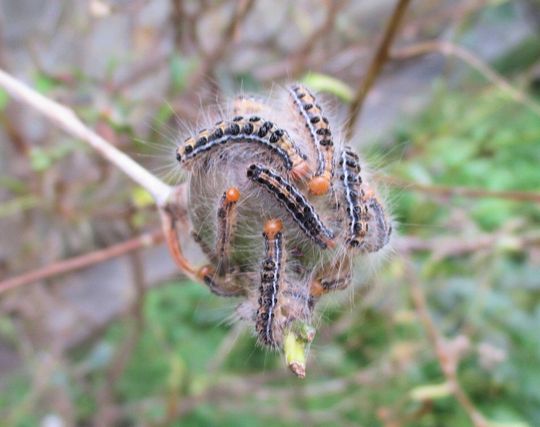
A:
[[246, 164, 334, 249], [288, 84, 335, 196], [176, 116, 310, 179], [256, 219, 285, 347], [174, 84, 392, 377]]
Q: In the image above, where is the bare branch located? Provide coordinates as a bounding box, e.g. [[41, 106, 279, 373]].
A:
[[345, 0, 412, 139], [188, 0, 255, 89], [392, 40, 540, 119], [378, 174, 540, 203], [404, 258, 489, 427], [290, 0, 345, 76], [0, 69, 173, 206], [0, 230, 163, 294]]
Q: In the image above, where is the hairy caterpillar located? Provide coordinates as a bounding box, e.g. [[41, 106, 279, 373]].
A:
[[174, 84, 392, 377], [176, 116, 310, 179], [288, 84, 335, 195], [246, 163, 334, 248], [256, 219, 285, 347]]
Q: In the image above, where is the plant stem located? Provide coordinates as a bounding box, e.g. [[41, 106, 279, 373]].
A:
[[0, 69, 173, 206], [345, 0, 411, 139]]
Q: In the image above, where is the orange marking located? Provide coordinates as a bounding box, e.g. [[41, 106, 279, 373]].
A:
[[225, 187, 240, 203], [263, 218, 283, 239], [308, 176, 331, 196], [310, 280, 325, 298]]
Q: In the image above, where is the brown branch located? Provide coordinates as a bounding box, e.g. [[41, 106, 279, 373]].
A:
[[396, 230, 540, 260], [159, 184, 201, 282], [188, 0, 255, 89], [0, 69, 202, 286], [345, 0, 412, 139], [404, 258, 489, 427], [94, 243, 148, 426], [109, 50, 169, 94], [0, 230, 163, 295], [290, 0, 345, 76], [378, 174, 540, 203], [392, 40, 540, 119]]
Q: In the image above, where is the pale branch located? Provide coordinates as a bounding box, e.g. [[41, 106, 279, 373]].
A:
[[0, 230, 163, 294], [345, 0, 412, 139], [0, 68, 206, 288], [0, 69, 173, 206], [392, 40, 540, 119]]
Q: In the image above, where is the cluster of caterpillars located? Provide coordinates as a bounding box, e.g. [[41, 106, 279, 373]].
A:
[[174, 84, 391, 376]]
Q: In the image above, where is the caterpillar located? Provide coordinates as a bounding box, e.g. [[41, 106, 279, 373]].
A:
[[246, 164, 334, 249], [288, 84, 335, 195], [256, 219, 285, 347], [174, 84, 393, 377], [338, 147, 369, 248], [216, 187, 240, 275], [176, 116, 310, 178]]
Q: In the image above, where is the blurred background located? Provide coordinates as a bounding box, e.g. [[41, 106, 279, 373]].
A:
[[1, 0, 540, 426]]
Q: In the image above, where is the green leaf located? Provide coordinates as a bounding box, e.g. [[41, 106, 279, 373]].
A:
[[409, 382, 452, 401], [29, 148, 53, 172], [302, 73, 354, 103], [131, 186, 154, 208], [34, 73, 58, 94], [0, 88, 8, 110]]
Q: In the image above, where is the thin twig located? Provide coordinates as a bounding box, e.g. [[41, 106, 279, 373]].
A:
[[392, 40, 540, 119], [345, 0, 412, 139], [94, 243, 148, 426], [378, 174, 540, 203], [396, 230, 540, 259], [188, 0, 255, 89], [0, 69, 173, 206], [0, 230, 163, 294], [404, 258, 489, 427], [290, 0, 345, 76], [0, 69, 202, 286]]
